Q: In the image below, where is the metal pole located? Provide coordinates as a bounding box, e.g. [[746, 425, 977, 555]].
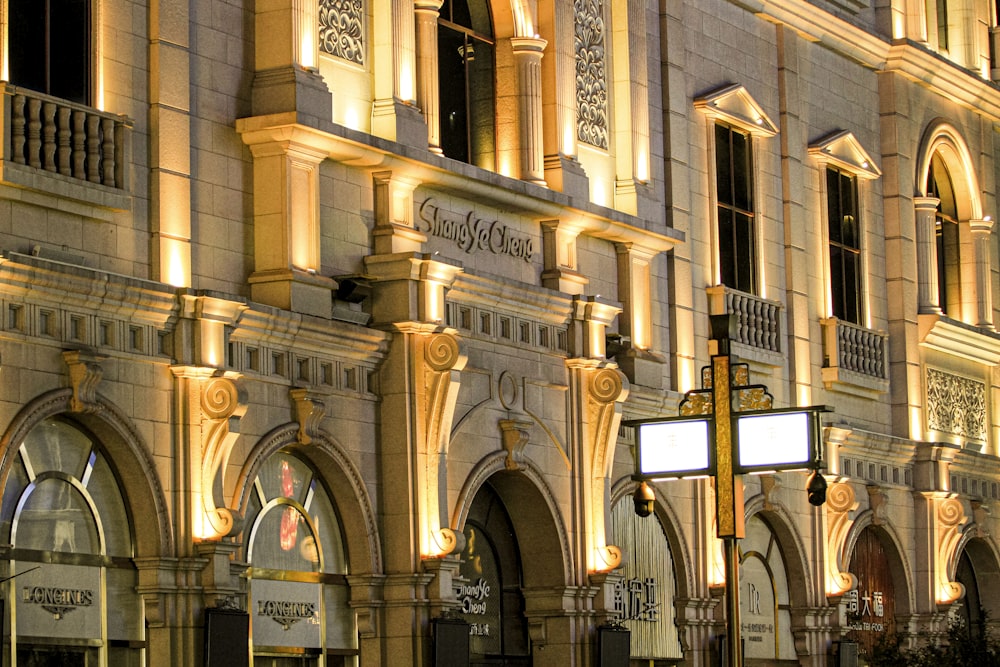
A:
[[724, 535, 742, 667]]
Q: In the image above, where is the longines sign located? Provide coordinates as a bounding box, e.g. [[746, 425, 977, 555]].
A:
[[16, 564, 101, 639], [251, 580, 321, 648], [417, 198, 535, 262]]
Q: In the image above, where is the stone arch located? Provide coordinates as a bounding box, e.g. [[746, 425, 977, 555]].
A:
[[232, 424, 382, 576], [0, 388, 172, 558], [951, 531, 1000, 622], [844, 509, 915, 618], [453, 452, 571, 587], [915, 119, 983, 221], [744, 497, 816, 609], [610, 475, 696, 601]]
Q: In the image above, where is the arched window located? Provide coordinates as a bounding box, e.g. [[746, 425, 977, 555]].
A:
[[8, 0, 91, 105], [0, 416, 143, 666], [244, 451, 356, 664], [437, 0, 496, 168], [927, 153, 961, 316]]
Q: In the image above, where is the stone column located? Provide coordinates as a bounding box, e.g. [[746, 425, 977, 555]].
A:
[[970, 217, 995, 329], [414, 0, 444, 154], [511, 36, 547, 184], [914, 196, 942, 314]]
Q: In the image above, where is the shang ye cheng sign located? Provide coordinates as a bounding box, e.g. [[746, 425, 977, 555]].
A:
[[417, 198, 535, 262], [631, 407, 827, 479]]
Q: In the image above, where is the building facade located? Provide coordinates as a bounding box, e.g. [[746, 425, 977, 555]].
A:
[[1, 0, 1000, 665]]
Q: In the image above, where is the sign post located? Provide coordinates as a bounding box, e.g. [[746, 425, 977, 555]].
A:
[[626, 316, 830, 667]]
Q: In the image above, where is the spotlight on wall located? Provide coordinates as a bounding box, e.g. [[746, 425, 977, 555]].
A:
[[633, 480, 655, 517]]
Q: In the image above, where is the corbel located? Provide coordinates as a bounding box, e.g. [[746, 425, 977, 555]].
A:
[[290, 388, 326, 445], [63, 349, 106, 413]]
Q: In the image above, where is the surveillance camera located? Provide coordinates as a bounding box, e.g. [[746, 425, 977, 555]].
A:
[[633, 481, 655, 517]]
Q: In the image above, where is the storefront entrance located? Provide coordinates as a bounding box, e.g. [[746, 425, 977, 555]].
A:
[[460, 479, 530, 666]]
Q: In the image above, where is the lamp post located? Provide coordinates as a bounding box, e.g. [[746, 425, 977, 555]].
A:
[[627, 315, 829, 667]]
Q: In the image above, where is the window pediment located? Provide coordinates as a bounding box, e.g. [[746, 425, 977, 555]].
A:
[[694, 84, 778, 137], [809, 130, 881, 180]]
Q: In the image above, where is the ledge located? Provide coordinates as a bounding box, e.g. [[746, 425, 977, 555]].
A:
[[918, 314, 1000, 365]]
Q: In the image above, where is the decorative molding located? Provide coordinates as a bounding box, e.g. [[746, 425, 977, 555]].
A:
[[694, 83, 778, 137], [319, 0, 365, 65], [867, 485, 887, 526], [290, 388, 326, 445], [808, 130, 882, 179], [925, 367, 987, 443], [200, 374, 248, 538], [499, 418, 532, 471], [62, 350, 106, 414], [574, 0, 608, 149]]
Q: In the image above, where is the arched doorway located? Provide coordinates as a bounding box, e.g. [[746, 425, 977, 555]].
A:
[[738, 514, 798, 665], [0, 415, 144, 666], [846, 526, 898, 663], [459, 477, 530, 666], [243, 449, 357, 666], [609, 495, 683, 661]]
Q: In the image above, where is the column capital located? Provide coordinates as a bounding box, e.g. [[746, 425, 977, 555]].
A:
[[914, 195, 941, 211], [970, 217, 995, 235], [510, 35, 548, 55]]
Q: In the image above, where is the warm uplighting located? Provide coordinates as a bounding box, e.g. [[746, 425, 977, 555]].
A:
[[399, 62, 414, 102], [200, 319, 225, 368], [165, 242, 189, 288]]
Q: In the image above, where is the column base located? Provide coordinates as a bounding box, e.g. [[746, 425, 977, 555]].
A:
[[249, 268, 335, 318]]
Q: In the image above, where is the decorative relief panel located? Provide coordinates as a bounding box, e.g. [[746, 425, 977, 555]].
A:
[[574, 0, 608, 149], [926, 368, 987, 443], [319, 0, 365, 65]]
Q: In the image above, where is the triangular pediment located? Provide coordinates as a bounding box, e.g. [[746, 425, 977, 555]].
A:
[[694, 84, 778, 137], [808, 130, 881, 179]]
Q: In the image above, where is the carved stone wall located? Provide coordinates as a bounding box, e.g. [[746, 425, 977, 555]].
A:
[[926, 368, 987, 443], [574, 0, 608, 149], [319, 0, 365, 65]]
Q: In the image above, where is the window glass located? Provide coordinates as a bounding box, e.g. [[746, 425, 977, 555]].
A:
[[827, 167, 862, 324], [9, 0, 90, 105], [438, 0, 495, 168], [715, 123, 757, 294], [16, 477, 99, 554], [246, 453, 347, 575], [928, 153, 960, 315]]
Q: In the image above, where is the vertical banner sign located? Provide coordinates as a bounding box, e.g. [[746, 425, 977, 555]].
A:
[[458, 525, 501, 655], [846, 527, 895, 659], [610, 498, 682, 660]]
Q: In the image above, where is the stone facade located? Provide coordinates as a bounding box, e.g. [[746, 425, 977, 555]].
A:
[[1, 0, 1000, 665]]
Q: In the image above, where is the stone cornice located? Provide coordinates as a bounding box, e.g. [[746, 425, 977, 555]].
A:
[[918, 314, 1000, 365], [236, 114, 683, 252]]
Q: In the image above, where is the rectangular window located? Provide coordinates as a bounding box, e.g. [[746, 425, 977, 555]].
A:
[[715, 123, 757, 294], [10, 0, 91, 105], [827, 168, 862, 324]]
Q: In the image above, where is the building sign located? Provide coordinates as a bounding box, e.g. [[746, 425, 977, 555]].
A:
[[740, 561, 778, 659], [846, 527, 895, 658], [739, 516, 797, 661], [610, 498, 682, 659], [417, 198, 535, 262], [15, 563, 101, 639], [458, 525, 501, 654], [250, 579, 321, 649]]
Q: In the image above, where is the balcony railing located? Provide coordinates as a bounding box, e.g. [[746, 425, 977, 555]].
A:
[[707, 286, 782, 354], [821, 317, 889, 391], [1, 83, 130, 191]]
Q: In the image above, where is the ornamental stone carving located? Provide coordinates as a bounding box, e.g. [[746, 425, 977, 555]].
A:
[[926, 368, 987, 442], [63, 349, 106, 414], [574, 0, 608, 149], [319, 0, 365, 65]]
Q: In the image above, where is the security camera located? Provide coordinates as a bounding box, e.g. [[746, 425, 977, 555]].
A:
[[633, 481, 655, 517]]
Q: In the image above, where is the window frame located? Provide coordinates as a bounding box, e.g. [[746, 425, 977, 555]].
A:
[[8, 0, 94, 106], [694, 84, 778, 297], [826, 166, 863, 324], [808, 130, 881, 327]]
